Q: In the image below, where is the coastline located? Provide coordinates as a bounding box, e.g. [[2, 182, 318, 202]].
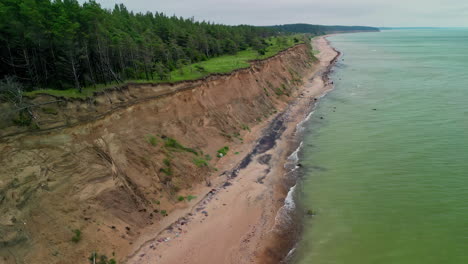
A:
[[125, 36, 339, 264]]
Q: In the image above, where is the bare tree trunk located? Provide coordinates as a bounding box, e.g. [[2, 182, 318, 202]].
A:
[[84, 42, 96, 87], [69, 52, 81, 92], [119, 45, 125, 78], [6, 40, 17, 76], [22, 48, 37, 87]]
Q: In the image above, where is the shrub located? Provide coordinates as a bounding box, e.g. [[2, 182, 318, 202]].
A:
[[12, 111, 32, 126], [88, 252, 116, 264], [42, 107, 58, 115], [217, 146, 229, 157], [160, 210, 167, 216], [160, 167, 172, 176], [177, 196, 185, 202], [71, 229, 81, 243], [160, 158, 172, 176], [275, 88, 284, 96], [241, 124, 251, 132]]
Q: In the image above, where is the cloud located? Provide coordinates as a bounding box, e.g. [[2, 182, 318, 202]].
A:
[[83, 0, 468, 27]]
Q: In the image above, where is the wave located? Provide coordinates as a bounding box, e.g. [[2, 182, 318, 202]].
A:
[[296, 111, 314, 133], [287, 141, 303, 164], [273, 184, 298, 229]]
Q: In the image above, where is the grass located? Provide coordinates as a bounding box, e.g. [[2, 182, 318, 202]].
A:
[[147, 36, 301, 83], [146, 134, 158, 146], [24, 36, 304, 99], [164, 137, 198, 155], [193, 157, 209, 168], [186, 195, 197, 202]]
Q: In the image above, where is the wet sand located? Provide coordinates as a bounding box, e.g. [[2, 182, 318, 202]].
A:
[[125, 36, 339, 264]]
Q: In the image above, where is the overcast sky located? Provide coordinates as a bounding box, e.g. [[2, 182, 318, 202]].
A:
[[88, 0, 468, 27]]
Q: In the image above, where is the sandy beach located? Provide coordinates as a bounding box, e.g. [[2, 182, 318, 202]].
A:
[[125, 36, 339, 264]]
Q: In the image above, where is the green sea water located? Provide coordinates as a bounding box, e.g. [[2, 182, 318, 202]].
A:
[[294, 30, 468, 264]]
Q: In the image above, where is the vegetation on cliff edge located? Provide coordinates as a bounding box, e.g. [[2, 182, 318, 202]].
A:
[[0, 0, 302, 98]]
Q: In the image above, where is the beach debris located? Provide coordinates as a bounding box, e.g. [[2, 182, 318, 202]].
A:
[[256, 176, 266, 184], [205, 178, 212, 187], [201, 211, 208, 217], [157, 237, 171, 243], [223, 182, 232, 188], [258, 154, 272, 165], [307, 209, 316, 216]]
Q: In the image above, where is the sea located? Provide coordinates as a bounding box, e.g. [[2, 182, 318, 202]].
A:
[[292, 29, 468, 264]]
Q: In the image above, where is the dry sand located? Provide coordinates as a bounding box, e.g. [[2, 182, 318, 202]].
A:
[[125, 36, 339, 264]]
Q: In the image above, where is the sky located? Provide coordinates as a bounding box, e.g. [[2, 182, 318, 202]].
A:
[[88, 0, 468, 27]]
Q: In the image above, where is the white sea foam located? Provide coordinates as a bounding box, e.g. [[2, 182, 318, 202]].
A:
[[272, 184, 297, 230], [285, 247, 296, 261], [296, 110, 314, 133], [287, 141, 303, 163], [283, 184, 297, 210]]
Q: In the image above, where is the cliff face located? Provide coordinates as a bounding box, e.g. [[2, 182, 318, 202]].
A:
[[0, 44, 315, 263]]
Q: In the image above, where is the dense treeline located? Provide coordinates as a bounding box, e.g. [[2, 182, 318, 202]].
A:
[[269, 23, 380, 35], [0, 0, 277, 92]]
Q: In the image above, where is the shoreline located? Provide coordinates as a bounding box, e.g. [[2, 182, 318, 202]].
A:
[[254, 36, 341, 264], [125, 36, 340, 264]]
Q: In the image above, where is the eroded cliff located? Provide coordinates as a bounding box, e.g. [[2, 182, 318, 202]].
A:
[[0, 44, 315, 264]]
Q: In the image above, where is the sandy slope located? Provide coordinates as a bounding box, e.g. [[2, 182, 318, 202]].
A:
[[125, 36, 338, 264]]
